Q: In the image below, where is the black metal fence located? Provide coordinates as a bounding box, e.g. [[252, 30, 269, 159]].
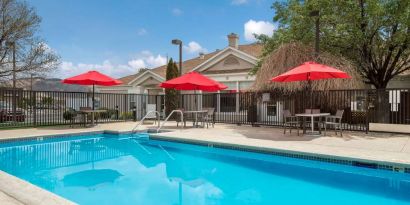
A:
[[0, 89, 157, 128], [0, 88, 408, 131], [177, 89, 410, 132]]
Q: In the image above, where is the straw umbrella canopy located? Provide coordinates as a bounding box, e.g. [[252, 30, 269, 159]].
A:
[[253, 42, 364, 92]]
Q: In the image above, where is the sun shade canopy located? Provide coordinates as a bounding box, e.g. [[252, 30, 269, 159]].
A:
[[62, 70, 122, 86], [271, 61, 351, 82], [160, 72, 227, 92]]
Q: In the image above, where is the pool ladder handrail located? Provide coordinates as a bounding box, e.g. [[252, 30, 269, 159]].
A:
[[132, 111, 161, 133], [156, 109, 184, 133]]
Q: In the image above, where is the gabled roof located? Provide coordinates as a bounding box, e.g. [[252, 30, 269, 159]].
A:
[[118, 43, 263, 85]]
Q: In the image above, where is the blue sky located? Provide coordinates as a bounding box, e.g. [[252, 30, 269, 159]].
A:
[[29, 0, 275, 78]]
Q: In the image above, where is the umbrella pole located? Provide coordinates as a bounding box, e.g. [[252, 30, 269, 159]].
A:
[[92, 84, 95, 110], [92, 84, 95, 127], [308, 73, 313, 114]]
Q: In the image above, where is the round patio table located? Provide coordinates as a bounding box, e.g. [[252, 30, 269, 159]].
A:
[[295, 113, 330, 135], [184, 110, 207, 128]]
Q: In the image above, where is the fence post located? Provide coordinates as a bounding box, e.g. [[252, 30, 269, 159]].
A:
[[33, 91, 37, 127], [365, 89, 369, 134]]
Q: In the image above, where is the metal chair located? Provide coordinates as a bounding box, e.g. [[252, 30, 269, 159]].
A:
[[323, 110, 344, 136], [176, 108, 186, 127], [283, 110, 300, 135], [203, 107, 215, 128]]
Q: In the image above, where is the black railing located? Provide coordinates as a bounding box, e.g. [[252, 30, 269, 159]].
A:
[[0, 88, 408, 131], [0, 89, 159, 128]]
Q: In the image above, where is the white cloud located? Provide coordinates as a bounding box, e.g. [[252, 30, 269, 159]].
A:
[[171, 8, 183, 16], [183, 41, 207, 54], [57, 51, 167, 78], [137, 28, 147, 36], [128, 59, 146, 69], [231, 0, 248, 5], [244, 19, 275, 42]]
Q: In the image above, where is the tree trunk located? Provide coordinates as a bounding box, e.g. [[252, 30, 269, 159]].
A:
[[374, 89, 390, 123]]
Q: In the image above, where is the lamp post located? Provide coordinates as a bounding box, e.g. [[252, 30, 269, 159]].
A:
[[171, 39, 183, 109], [309, 10, 320, 58], [171, 39, 182, 76], [6, 41, 17, 123]]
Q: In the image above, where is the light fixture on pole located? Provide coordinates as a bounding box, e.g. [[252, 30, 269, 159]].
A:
[[171, 39, 183, 76], [6, 41, 17, 123]]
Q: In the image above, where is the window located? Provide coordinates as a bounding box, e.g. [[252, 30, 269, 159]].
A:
[[220, 93, 236, 112], [267, 104, 277, 116]]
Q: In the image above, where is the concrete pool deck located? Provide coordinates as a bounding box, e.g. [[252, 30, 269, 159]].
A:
[[0, 121, 409, 204]]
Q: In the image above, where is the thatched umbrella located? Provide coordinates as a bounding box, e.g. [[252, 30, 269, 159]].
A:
[[253, 42, 364, 92]]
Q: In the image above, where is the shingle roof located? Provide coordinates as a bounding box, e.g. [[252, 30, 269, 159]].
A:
[[118, 43, 262, 84]]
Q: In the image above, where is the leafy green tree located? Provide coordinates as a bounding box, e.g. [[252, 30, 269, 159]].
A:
[[165, 58, 179, 117], [255, 0, 410, 89]]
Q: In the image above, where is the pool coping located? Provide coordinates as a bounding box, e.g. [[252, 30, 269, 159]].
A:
[[149, 134, 410, 174], [0, 170, 76, 205]]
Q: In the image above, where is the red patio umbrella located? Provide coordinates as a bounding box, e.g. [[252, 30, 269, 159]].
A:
[[160, 72, 227, 110], [62, 70, 122, 110], [160, 72, 227, 92], [271, 61, 351, 112], [271, 61, 351, 82]]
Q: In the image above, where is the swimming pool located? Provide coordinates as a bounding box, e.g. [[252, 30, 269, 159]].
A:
[[0, 133, 409, 205]]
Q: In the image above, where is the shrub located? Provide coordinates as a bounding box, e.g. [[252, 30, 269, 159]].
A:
[[120, 111, 133, 120], [63, 109, 77, 121]]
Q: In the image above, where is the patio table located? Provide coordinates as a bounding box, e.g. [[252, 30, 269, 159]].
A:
[[295, 113, 330, 135], [184, 110, 207, 128], [78, 110, 107, 127]]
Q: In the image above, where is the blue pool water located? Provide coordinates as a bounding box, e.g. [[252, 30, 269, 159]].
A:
[[0, 133, 409, 205]]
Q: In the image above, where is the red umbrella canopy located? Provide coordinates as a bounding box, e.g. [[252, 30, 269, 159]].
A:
[[160, 72, 227, 92], [62, 70, 122, 86], [271, 61, 351, 82]]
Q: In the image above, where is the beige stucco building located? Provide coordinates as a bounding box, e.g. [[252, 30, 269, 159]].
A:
[[97, 33, 261, 95]]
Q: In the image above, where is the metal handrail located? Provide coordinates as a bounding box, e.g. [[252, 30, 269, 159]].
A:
[[156, 109, 184, 133], [132, 110, 161, 133]]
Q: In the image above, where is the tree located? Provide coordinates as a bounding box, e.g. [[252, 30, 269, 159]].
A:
[[0, 0, 59, 83], [255, 0, 410, 89], [165, 58, 179, 117]]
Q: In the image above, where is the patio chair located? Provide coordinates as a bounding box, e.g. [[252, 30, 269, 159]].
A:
[[283, 110, 300, 136], [203, 107, 215, 128], [323, 110, 344, 136], [176, 108, 187, 127]]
